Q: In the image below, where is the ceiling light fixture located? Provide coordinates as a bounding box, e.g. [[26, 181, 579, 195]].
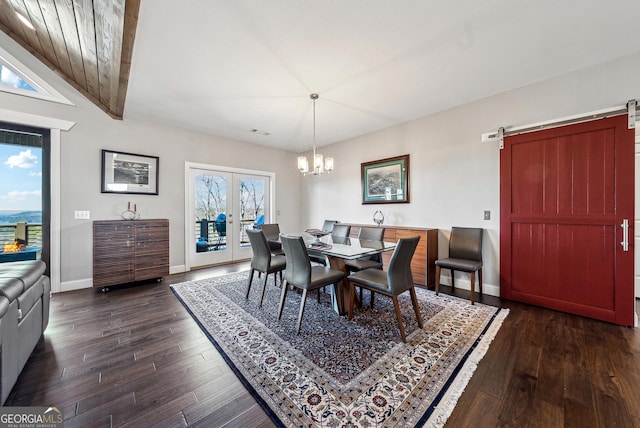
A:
[[15, 12, 35, 31], [298, 93, 334, 176]]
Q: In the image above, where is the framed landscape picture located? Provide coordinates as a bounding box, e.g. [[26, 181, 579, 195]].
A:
[[101, 149, 159, 195], [361, 154, 410, 204]]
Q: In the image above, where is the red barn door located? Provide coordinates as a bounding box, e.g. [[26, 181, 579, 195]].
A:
[[500, 115, 634, 326]]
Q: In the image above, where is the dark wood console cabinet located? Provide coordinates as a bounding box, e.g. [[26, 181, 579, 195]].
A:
[[93, 219, 169, 289], [344, 224, 438, 287]]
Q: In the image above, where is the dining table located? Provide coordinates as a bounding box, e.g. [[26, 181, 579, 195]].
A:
[[302, 232, 396, 315]]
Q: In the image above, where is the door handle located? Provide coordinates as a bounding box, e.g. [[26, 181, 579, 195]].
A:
[[620, 219, 629, 252]]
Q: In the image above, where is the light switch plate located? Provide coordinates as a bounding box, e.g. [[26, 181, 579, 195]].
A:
[[74, 210, 90, 220], [483, 210, 491, 220]]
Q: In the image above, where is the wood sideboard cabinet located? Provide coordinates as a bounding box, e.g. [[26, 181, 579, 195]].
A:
[[93, 219, 169, 290], [345, 224, 438, 287]]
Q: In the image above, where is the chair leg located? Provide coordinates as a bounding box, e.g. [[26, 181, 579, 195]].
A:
[[296, 289, 308, 334], [371, 291, 375, 308], [348, 282, 356, 320], [450, 269, 455, 289], [392, 296, 407, 343], [470, 271, 475, 305], [246, 269, 255, 299], [277, 280, 289, 320], [435, 265, 440, 296], [259, 272, 269, 307], [409, 287, 424, 329], [478, 268, 483, 295]]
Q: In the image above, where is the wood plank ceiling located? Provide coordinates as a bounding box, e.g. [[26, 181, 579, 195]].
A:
[[0, 0, 141, 119]]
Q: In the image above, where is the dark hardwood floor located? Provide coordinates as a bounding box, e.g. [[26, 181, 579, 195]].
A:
[[6, 263, 640, 427]]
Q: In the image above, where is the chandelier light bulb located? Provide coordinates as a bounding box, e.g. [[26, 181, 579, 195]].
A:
[[298, 156, 309, 173], [314, 152, 324, 172], [324, 157, 334, 172]]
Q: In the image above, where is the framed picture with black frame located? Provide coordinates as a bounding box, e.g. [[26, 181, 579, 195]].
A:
[[101, 149, 159, 195], [361, 154, 410, 204]]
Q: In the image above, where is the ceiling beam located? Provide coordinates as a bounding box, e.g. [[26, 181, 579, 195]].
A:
[[0, 0, 141, 120]]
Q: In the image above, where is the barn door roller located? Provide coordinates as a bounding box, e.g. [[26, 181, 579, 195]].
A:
[[628, 100, 636, 129]]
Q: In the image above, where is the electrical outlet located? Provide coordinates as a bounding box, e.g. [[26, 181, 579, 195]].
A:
[[74, 210, 90, 220], [483, 210, 491, 220]]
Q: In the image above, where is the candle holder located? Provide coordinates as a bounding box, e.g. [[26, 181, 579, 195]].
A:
[[121, 202, 140, 220]]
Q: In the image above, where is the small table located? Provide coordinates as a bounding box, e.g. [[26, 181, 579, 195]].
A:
[[305, 235, 396, 315]]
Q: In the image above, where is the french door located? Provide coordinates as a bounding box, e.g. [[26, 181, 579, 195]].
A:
[[186, 163, 273, 269], [500, 114, 634, 326]]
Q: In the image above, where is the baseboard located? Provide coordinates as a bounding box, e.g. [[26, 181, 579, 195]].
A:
[[437, 275, 500, 298], [59, 278, 92, 293], [170, 265, 186, 274]]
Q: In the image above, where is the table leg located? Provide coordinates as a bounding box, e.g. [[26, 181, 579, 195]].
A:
[[327, 255, 359, 315]]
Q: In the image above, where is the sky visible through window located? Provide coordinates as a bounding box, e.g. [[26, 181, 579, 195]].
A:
[[0, 143, 42, 212], [0, 63, 37, 92]]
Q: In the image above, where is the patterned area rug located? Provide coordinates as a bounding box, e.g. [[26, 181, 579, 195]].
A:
[[171, 272, 508, 427]]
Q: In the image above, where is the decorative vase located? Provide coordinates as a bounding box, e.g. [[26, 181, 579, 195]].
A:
[[373, 210, 384, 227]]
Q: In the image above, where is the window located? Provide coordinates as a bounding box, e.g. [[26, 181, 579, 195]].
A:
[[0, 63, 37, 92], [0, 46, 73, 106]]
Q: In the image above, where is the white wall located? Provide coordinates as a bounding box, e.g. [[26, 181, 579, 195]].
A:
[[0, 32, 304, 292], [303, 52, 640, 295]]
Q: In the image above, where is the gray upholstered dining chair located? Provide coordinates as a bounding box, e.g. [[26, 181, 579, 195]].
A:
[[245, 229, 286, 307], [277, 234, 345, 334], [322, 220, 338, 232], [258, 223, 284, 255], [345, 226, 385, 306], [347, 235, 423, 343], [345, 226, 385, 271], [434, 227, 483, 305], [310, 224, 352, 266], [330, 224, 351, 238]]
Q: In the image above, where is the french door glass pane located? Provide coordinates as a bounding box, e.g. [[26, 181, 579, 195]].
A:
[[194, 173, 227, 253], [238, 178, 265, 247]]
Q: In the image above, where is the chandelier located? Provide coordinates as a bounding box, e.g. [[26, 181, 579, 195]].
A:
[[297, 93, 334, 175]]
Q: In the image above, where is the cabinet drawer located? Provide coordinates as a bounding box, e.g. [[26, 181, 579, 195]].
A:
[[136, 227, 169, 242], [136, 222, 169, 241], [135, 265, 169, 281], [135, 253, 169, 268], [93, 263, 134, 287], [136, 238, 168, 256]]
